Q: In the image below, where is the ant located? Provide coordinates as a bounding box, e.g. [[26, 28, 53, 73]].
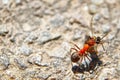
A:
[[70, 15, 110, 73]]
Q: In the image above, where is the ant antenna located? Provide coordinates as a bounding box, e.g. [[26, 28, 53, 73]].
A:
[[99, 40, 108, 53], [101, 31, 110, 40], [101, 43, 105, 51], [101, 42, 108, 53], [90, 15, 94, 37]]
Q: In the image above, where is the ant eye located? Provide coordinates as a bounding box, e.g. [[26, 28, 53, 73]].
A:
[[71, 53, 80, 63], [97, 37, 101, 40], [96, 37, 101, 44]]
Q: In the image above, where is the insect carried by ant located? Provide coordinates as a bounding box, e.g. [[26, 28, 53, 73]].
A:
[[70, 15, 110, 73]]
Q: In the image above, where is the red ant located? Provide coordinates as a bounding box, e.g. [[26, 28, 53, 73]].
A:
[[70, 15, 110, 69]]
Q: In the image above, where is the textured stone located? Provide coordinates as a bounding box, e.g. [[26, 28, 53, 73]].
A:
[[37, 31, 61, 45], [35, 71, 52, 80], [37, 31, 52, 44], [91, 0, 104, 5], [2, 0, 9, 4], [18, 45, 32, 56], [98, 68, 117, 80], [50, 14, 65, 28], [106, 0, 117, 4], [14, 57, 28, 70], [0, 0, 119, 79], [22, 23, 36, 32], [89, 4, 98, 14], [102, 23, 111, 33], [72, 28, 82, 40], [101, 7, 110, 19], [47, 42, 70, 58], [24, 33, 38, 44], [117, 19, 120, 30], [0, 54, 9, 70], [0, 25, 9, 36], [28, 54, 42, 66], [29, 0, 41, 9]]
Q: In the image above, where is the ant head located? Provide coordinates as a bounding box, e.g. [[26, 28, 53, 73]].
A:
[[96, 36, 101, 44], [71, 52, 80, 63], [85, 35, 91, 44]]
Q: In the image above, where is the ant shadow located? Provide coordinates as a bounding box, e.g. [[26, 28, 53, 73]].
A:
[[72, 53, 102, 74]]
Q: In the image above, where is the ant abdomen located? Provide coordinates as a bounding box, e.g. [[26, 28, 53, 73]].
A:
[[71, 52, 80, 63]]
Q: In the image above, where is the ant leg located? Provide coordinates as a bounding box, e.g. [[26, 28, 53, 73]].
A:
[[69, 42, 80, 50], [70, 48, 78, 52], [101, 43, 108, 54], [74, 44, 80, 50], [100, 41, 107, 52], [79, 56, 83, 64], [85, 54, 92, 62], [84, 52, 92, 62]]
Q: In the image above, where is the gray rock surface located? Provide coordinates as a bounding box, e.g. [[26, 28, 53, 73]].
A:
[[0, 54, 9, 70], [0, 0, 119, 79]]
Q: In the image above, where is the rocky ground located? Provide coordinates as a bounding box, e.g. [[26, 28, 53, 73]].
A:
[[0, 0, 120, 80]]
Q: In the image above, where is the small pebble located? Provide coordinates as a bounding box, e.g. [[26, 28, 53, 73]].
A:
[[94, 13, 102, 21], [102, 24, 111, 33], [106, 0, 116, 4], [0, 54, 9, 70], [29, 0, 41, 9], [2, 0, 9, 4], [51, 59, 62, 68], [43, 0, 55, 5], [37, 31, 52, 45], [22, 23, 36, 32], [14, 57, 28, 70], [37, 31, 61, 45], [98, 68, 117, 80], [28, 54, 42, 66], [16, 0, 21, 3], [117, 60, 120, 71], [72, 28, 82, 40], [50, 14, 65, 28], [24, 33, 38, 44], [18, 45, 32, 56], [89, 4, 98, 14], [101, 7, 110, 19], [35, 72, 52, 80], [91, 0, 104, 5], [53, 0, 69, 12], [0, 25, 9, 36]]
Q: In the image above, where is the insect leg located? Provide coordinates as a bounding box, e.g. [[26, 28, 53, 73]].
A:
[[70, 48, 79, 53], [69, 41, 80, 50], [79, 56, 83, 64], [86, 54, 92, 62]]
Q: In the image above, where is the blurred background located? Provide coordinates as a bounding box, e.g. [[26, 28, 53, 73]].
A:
[[0, 0, 120, 80]]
